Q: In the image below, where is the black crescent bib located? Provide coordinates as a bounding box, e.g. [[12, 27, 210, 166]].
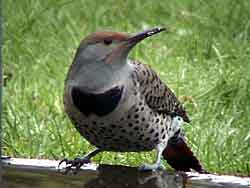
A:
[[71, 86, 124, 116]]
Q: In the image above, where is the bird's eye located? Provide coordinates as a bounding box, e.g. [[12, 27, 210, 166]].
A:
[[177, 117, 181, 121], [103, 38, 113, 45]]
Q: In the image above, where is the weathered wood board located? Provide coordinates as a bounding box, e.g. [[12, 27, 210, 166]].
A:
[[1, 158, 250, 188]]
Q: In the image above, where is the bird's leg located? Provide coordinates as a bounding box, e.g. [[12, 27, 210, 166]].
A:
[[138, 142, 167, 171], [58, 148, 102, 173]]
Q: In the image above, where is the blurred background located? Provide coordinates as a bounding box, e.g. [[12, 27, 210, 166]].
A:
[[2, 0, 250, 175]]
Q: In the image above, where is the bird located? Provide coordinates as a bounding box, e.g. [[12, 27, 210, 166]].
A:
[[61, 27, 205, 173]]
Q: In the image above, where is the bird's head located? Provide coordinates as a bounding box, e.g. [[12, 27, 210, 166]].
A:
[[68, 28, 166, 92]]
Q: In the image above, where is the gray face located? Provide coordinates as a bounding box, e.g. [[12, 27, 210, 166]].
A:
[[68, 41, 132, 93], [76, 41, 119, 63]]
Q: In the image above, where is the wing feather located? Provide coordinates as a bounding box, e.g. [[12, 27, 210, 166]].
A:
[[131, 61, 190, 122]]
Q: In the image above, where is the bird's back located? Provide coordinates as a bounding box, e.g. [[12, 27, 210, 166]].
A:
[[129, 60, 189, 123]]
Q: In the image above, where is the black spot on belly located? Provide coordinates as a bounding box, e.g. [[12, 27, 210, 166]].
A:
[[134, 126, 139, 130], [149, 128, 154, 133], [134, 114, 139, 119], [128, 123, 133, 127], [71, 86, 123, 116]]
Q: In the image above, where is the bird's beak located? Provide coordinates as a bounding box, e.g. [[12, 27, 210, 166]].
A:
[[105, 27, 166, 64], [126, 27, 166, 47]]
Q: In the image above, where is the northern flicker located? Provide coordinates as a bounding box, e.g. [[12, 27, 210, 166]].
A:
[[61, 28, 205, 173]]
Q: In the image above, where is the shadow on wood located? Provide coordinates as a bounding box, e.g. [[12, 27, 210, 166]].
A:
[[1, 158, 250, 188]]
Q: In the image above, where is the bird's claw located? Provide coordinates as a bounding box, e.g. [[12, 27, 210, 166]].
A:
[[58, 157, 91, 174]]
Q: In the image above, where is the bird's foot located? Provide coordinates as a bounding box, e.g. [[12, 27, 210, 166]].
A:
[[138, 163, 165, 171], [58, 157, 91, 174]]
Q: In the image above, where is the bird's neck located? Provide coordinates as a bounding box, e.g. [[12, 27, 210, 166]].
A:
[[67, 59, 133, 93]]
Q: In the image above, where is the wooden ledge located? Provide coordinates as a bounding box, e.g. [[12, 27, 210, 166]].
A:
[[1, 158, 250, 188]]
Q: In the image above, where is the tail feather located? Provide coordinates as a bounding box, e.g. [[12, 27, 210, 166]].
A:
[[163, 135, 206, 173]]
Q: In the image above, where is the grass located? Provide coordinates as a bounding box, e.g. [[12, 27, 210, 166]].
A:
[[2, 0, 250, 176]]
